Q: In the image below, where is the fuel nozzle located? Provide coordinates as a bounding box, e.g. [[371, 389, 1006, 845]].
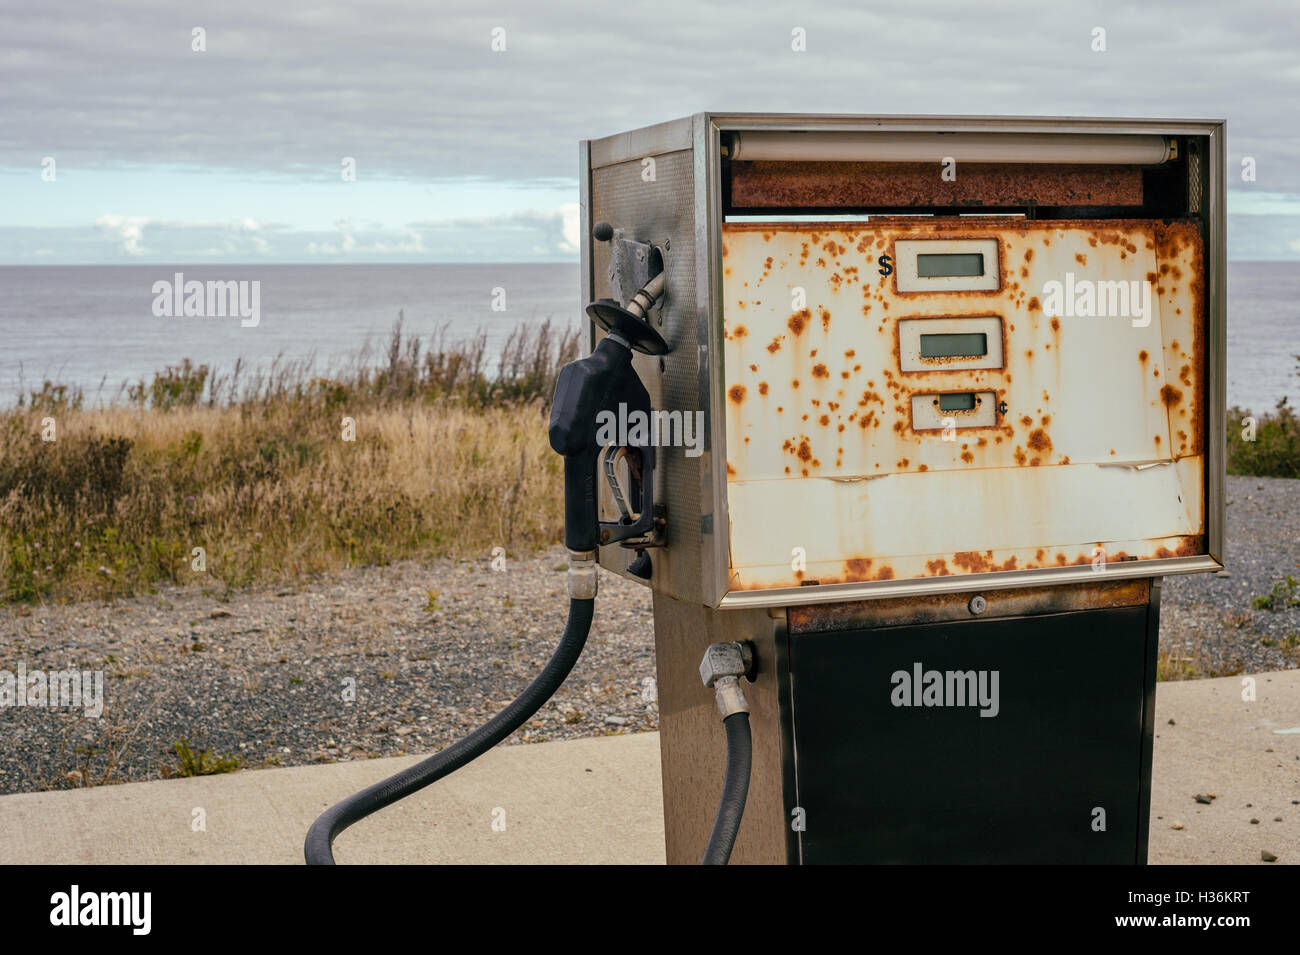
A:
[[548, 258, 669, 560]]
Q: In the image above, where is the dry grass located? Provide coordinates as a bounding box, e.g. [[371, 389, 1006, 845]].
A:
[[1, 320, 576, 603]]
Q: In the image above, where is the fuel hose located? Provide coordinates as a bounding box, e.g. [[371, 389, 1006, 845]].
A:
[[304, 596, 595, 864], [700, 711, 753, 865]]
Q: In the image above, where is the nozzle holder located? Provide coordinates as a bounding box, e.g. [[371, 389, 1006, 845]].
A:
[[586, 299, 669, 356]]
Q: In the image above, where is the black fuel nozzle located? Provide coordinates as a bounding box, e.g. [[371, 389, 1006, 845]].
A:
[[549, 273, 668, 553]]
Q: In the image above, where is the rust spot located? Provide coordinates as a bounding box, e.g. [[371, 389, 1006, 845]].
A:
[[1020, 415, 1033, 427], [791, 379, 800, 389], [953, 550, 995, 573], [726, 462, 736, 476], [1049, 316, 1059, 331], [728, 385, 746, 404], [1074, 253, 1087, 266], [1027, 296, 1041, 311], [766, 337, 782, 354], [733, 324, 748, 338], [845, 558, 872, 579], [926, 559, 952, 576], [812, 363, 829, 378], [796, 439, 812, 462], [758, 381, 769, 396], [1024, 248, 1034, 262], [1027, 428, 1052, 454], [787, 310, 809, 335], [748, 364, 758, 372], [1138, 349, 1148, 363], [819, 414, 830, 426], [960, 451, 974, 463], [917, 464, 928, 472], [1179, 364, 1192, 387], [819, 306, 831, 331], [1160, 384, 1182, 407]]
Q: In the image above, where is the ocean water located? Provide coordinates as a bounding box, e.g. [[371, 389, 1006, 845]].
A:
[[0, 263, 582, 405], [0, 262, 1295, 411]]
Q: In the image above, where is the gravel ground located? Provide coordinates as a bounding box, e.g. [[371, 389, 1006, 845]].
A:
[[1, 556, 656, 795], [1, 475, 1295, 795], [1161, 475, 1300, 676]]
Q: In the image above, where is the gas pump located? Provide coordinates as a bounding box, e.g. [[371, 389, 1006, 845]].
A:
[[307, 114, 1227, 866]]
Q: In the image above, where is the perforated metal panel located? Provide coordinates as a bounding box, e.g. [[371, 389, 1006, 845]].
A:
[[589, 148, 711, 604]]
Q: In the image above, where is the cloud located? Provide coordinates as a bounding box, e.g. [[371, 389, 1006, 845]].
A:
[[305, 217, 426, 255], [89, 216, 277, 258], [6, 1, 1300, 260], [410, 205, 580, 256], [2, 0, 1297, 192], [300, 207, 576, 258], [94, 215, 152, 256], [560, 203, 579, 255]]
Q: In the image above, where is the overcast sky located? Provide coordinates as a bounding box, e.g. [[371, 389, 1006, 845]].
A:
[[2, 0, 1299, 263]]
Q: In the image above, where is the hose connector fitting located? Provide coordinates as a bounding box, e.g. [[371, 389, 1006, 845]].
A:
[[699, 641, 754, 718], [567, 549, 598, 599]]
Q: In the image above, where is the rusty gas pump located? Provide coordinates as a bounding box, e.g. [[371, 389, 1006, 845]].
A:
[[581, 114, 1226, 864]]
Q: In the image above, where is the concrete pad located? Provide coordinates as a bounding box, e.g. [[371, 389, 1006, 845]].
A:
[[0, 733, 666, 865], [1148, 668, 1299, 865], [0, 670, 1294, 864]]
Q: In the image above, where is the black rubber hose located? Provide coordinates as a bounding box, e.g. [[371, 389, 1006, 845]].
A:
[[701, 710, 752, 865], [304, 597, 596, 864]]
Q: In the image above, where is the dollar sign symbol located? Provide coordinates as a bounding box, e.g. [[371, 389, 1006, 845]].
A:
[[877, 254, 893, 277]]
